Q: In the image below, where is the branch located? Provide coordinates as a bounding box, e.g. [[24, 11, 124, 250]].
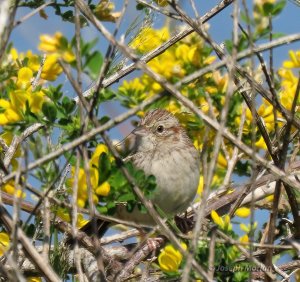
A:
[[0, 204, 60, 282]]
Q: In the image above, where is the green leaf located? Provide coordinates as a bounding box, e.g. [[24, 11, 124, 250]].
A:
[[136, 3, 146, 10], [271, 32, 285, 39], [98, 152, 111, 185], [272, 0, 286, 15], [52, 86, 63, 101], [137, 203, 147, 214], [62, 10, 74, 23], [118, 193, 136, 202], [99, 116, 110, 125], [106, 201, 116, 215], [61, 96, 76, 114], [24, 223, 36, 237], [42, 101, 57, 122], [58, 117, 71, 126], [146, 175, 156, 191], [224, 40, 233, 53], [81, 37, 99, 56], [97, 205, 108, 214], [126, 201, 136, 212], [135, 169, 145, 183], [262, 2, 274, 15], [85, 51, 103, 79], [98, 89, 116, 102], [109, 169, 127, 188]]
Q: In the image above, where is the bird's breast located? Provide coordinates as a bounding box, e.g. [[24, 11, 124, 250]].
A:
[[133, 146, 200, 216]]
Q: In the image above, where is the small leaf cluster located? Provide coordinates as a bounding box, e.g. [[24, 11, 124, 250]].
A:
[[100, 161, 157, 215]]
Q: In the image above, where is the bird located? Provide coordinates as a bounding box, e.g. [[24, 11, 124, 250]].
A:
[[76, 109, 200, 238], [124, 108, 200, 218]]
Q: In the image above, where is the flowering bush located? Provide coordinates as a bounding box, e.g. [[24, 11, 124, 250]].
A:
[[0, 0, 299, 281]]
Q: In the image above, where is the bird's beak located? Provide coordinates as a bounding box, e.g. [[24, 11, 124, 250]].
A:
[[132, 126, 148, 136]]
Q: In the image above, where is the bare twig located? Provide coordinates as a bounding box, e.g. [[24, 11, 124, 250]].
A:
[[3, 123, 43, 169], [13, 1, 54, 27], [0, 0, 18, 62], [115, 237, 165, 281], [0, 204, 60, 282]]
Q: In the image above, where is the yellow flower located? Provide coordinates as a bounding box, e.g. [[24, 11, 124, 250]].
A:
[[41, 54, 63, 81], [0, 232, 9, 257], [0, 89, 45, 126], [240, 222, 257, 233], [68, 144, 111, 207], [283, 50, 300, 69], [90, 144, 109, 166], [10, 47, 18, 60], [198, 98, 210, 114], [279, 87, 298, 112], [56, 209, 89, 229], [154, 0, 168, 6], [197, 175, 204, 195], [77, 198, 86, 208], [239, 234, 249, 243], [203, 56, 216, 65], [255, 136, 267, 150], [278, 68, 298, 86], [94, 0, 121, 22], [175, 44, 192, 63], [211, 210, 232, 231], [26, 51, 41, 72], [39, 32, 62, 52], [175, 44, 214, 67], [0, 95, 21, 124], [206, 71, 228, 94], [69, 167, 98, 207], [256, 101, 282, 132], [17, 67, 33, 89], [0, 63, 46, 125], [30, 91, 45, 114], [217, 153, 227, 169], [147, 50, 185, 79], [158, 242, 187, 273], [166, 101, 181, 115], [39, 32, 75, 63], [9, 49, 40, 71], [0, 106, 19, 125], [235, 207, 251, 218], [211, 210, 223, 227], [254, 0, 276, 5], [193, 139, 202, 151], [0, 131, 21, 157], [224, 214, 231, 230], [95, 181, 110, 196], [130, 26, 169, 53], [119, 78, 146, 100], [27, 277, 42, 282], [2, 180, 25, 198]]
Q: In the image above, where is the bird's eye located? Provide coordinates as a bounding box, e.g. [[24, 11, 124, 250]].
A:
[[156, 125, 164, 133]]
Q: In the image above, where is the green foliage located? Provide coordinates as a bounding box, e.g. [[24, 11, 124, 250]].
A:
[[97, 152, 111, 185], [262, 0, 286, 16], [102, 161, 157, 215], [72, 37, 104, 79], [20, 0, 89, 26], [42, 101, 57, 123]]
